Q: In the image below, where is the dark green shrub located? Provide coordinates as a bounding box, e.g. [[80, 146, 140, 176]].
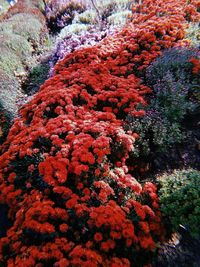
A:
[[126, 111, 184, 158], [158, 169, 200, 237], [149, 73, 195, 122], [126, 74, 192, 157], [146, 46, 200, 111], [23, 62, 50, 95], [0, 106, 13, 145], [145, 47, 199, 86], [125, 47, 200, 158]]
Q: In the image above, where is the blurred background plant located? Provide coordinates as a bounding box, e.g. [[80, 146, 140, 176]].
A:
[[185, 22, 200, 47], [157, 168, 200, 238], [44, 0, 87, 33], [44, 0, 132, 33], [47, 0, 132, 75], [0, 0, 9, 15]]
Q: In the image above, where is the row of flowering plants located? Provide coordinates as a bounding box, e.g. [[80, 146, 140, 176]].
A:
[[0, 0, 200, 266], [47, 0, 132, 75]]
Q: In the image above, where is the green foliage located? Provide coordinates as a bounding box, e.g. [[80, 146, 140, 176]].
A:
[[24, 63, 50, 95], [0, 106, 13, 145], [150, 73, 195, 122], [0, 13, 44, 46], [126, 47, 200, 158], [0, 70, 19, 144], [158, 169, 200, 237], [0, 32, 32, 61], [193, 84, 200, 112], [146, 47, 199, 86], [0, 47, 25, 76], [126, 73, 192, 157], [0, 69, 20, 116], [127, 111, 184, 157]]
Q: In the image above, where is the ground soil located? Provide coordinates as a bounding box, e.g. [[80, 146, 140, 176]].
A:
[[153, 227, 200, 267]]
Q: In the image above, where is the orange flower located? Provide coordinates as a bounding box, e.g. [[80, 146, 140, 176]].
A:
[[59, 224, 68, 233], [94, 232, 103, 242]]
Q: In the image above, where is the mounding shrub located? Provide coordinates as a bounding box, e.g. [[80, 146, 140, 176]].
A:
[[158, 169, 200, 238], [1, 13, 46, 47], [0, 106, 13, 146], [126, 110, 184, 158], [2, 0, 47, 26], [0, 0, 50, 143], [0, 70, 20, 144], [0, 0, 199, 266], [75, 9, 97, 24], [0, 69, 20, 116], [0, 32, 33, 61], [1, 0, 49, 51], [126, 47, 200, 159], [0, 47, 25, 76], [189, 56, 200, 117], [145, 47, 200, 87], [107, 10, 132, 25]]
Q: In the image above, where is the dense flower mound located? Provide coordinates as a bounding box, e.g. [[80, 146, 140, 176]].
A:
[[0, 0, 199, 266]]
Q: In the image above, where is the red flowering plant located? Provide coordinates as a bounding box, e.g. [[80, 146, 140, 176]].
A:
[[190, 56, 200, 75], [0, 0, 200, 266]]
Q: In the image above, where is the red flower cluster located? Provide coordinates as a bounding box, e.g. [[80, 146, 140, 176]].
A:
[[190, 57, 200, 74], [0, 0, 199, 266]]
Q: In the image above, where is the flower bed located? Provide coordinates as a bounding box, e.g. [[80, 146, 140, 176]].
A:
[[0, 0, 199, 266]]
